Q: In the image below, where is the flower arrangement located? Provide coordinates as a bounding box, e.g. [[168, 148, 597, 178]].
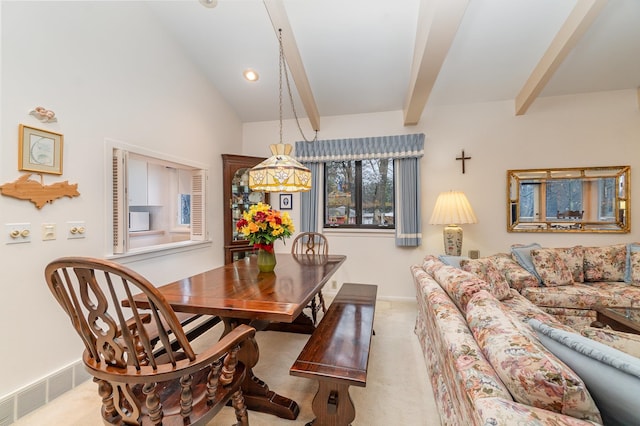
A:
[[236, 202, 294, 252]]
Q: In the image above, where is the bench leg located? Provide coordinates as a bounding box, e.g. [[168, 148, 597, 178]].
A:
[[310, 381, 355, 426]]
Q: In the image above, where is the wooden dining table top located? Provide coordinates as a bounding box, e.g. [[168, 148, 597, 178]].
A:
[[131, 253, 346, 323]]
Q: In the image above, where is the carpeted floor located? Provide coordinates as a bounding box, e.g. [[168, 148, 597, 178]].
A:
[[13, 299, 440, 425]]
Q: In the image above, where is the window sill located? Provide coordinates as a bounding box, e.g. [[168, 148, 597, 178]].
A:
[[322, 228, 395, 236], [108, 240, 211, 264]]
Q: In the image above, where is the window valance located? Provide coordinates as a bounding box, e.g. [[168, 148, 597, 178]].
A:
[[295, 133, 424, 163]]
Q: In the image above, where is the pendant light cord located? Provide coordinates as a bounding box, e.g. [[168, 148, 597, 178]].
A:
[[278, 29, 318, 143]]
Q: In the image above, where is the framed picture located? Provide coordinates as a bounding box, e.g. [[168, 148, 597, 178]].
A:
[[279, 193, 293, 210], [18, 124, 63, 175]]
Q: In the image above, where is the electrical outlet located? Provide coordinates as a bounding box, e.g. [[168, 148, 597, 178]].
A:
[[468, 249, 480, 259]]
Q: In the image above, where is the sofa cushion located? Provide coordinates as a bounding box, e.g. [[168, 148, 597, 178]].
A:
[[530, 319, 640, 426], [423, 255, 510, 311], [510, 243, 542, 283], [490, 253, 540, 291], [459, 257, 511, 301], [475, 397, 603, 426], [557, 246, 585, 282], [466, 291, 601, 422], [581, 326, 640, 358], [629, 249, 640, 286], [583, 244, 626, 282], [531, 248, 574, 286], [521, 282, 640, 310]]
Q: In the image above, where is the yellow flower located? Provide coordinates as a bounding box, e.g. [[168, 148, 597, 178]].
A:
[[235, 202, 294, 247]]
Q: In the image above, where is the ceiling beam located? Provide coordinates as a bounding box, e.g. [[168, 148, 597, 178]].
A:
[[515, 0, 608, 116], [403, 0, 470, 126], [263, 0, 320, 131]]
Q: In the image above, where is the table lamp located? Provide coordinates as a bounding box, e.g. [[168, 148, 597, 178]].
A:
[[429, 190, 477, 256]]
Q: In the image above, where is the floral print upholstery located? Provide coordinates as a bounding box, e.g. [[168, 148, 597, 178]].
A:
[[581, 327, 640, 358], [531, 248, 575, 286], [583, 244, 626, 282], [490, 253, 540, 291], [522, 283, 640, 309], [630, 250, 640, 286], [465, 291, 601, 422], [475, 398, 602, 426], [459, 257, 512, 300], [411, 266, 511, 425], [411, 257, 605, 425], [423, 255, 510, 312]]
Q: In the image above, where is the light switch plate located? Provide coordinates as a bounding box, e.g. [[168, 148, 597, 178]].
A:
[[67, 221, 86, 239], [6, 223, 31, 244]]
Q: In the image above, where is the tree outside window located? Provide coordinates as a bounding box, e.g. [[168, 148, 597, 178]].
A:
[[324, 159, 394, 228]]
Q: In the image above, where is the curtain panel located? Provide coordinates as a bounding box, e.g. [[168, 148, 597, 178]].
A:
[[295, 134, 424, 246]]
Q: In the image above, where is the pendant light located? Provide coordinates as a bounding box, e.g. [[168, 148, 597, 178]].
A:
[[249, 29, 313, 193]]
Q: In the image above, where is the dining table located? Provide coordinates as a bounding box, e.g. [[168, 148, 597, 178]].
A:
[[129, 252, 346, 420]]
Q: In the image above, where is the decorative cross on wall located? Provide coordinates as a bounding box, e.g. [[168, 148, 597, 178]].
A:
[[456, 150, 471, 174]]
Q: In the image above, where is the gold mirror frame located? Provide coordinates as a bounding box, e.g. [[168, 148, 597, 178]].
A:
[[507, 166, 630, 233]]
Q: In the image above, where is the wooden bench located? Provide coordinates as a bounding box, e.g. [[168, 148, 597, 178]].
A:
[[290, 283, 377, 426]]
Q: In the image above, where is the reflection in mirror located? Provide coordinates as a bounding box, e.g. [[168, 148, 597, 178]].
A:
[[507, 166, 630, 233]]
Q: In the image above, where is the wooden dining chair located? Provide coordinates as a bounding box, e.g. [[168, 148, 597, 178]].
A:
[[291, 232, 329, 325], [44, 256, 255, 426]]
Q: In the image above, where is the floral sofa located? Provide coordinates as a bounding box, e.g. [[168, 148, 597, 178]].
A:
[[494, 243, 640, 330], [411, 255, 603, 425]]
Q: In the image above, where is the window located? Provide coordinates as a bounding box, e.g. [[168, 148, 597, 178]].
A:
[[324, 159, 394, 228], [545, 179, 583, 219], [111, 143, 208, 255]]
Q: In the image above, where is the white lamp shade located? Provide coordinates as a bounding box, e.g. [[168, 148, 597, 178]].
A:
[[429, 191, 477, 225]]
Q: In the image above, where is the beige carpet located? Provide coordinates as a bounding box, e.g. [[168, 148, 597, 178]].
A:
[[14, 299, 440, 425]]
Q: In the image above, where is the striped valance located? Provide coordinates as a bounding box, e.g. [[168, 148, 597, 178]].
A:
[[295, 133, 425, 163]]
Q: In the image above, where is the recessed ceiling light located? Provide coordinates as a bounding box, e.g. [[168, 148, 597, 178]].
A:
[[243, 69, 259, 82], [199, 0, 218, 8]]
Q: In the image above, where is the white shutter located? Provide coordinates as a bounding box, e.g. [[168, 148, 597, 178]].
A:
[[112, 148, 128, 254], [190, 169, 207, 241]]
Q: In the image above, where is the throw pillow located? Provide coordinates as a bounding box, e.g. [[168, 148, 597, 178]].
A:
[[490, 253, 540, 291], [466, 292, 601, 422], [583, 244, 626, 282], [437, 255, 468, 269], [631, 251, 640, 286], [529, 319, 640, 426], [459, 258, 511, 300], [530, 248, 574, 286], [624, 243, 640, 285], [510, 243, 542, 283], [558, 246, 585, 283]]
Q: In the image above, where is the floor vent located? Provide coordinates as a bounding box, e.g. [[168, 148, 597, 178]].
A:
[[0, 397, 14, 426], [16, 382, 46, 419], [3, 360, 87, 424]]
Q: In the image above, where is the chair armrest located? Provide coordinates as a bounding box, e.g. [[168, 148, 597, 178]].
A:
[[85, 324, 256, 382]]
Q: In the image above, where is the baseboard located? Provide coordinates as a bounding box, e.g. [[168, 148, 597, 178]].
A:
[[0, 359, 91, 425]]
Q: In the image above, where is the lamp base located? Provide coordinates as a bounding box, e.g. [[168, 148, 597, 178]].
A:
[[443, 225, 463, 256]]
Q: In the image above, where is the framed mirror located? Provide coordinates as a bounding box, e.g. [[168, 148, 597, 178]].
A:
[[507, 166, 630, 233]]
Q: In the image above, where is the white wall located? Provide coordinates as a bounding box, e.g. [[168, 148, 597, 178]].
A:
[[0, 2, 242, 397], [243, 89, 640, 300]]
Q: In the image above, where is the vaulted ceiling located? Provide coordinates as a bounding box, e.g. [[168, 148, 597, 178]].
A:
[[147, 0, 640, 128]]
